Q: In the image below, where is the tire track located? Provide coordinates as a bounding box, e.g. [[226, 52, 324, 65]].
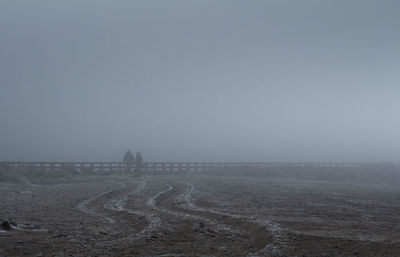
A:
[[77, 181, 126, 224], [77, 180, 165, 244], [104, 181, 163, 242], [103, 181, 146, 212], [147, 184, 243, 235], [181, 181, 295, 257]]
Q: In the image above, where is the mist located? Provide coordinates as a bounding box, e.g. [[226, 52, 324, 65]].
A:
[[1, 0, 400, 162]]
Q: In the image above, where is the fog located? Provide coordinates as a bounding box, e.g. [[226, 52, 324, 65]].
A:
[[1, 0, 399, 162]]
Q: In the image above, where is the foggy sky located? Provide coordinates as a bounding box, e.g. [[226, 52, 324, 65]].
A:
[[1, 1, 400, 162]]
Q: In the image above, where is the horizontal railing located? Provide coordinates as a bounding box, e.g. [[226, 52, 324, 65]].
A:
[[0, 161, 398, 173]]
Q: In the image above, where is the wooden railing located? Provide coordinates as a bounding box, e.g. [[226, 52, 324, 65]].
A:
[[0, 161, 397, 173]]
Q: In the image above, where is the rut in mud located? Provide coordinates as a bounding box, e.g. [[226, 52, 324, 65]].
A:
[[72, 177, 290, 256], [1, 173, 400, 257]]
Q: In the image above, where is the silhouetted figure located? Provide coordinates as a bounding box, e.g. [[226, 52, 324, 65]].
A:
[[123, 150, 135, 172], [135, 152, 143, 176]]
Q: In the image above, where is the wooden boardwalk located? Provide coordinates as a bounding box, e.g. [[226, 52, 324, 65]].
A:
[[0, 161, 397, 173]]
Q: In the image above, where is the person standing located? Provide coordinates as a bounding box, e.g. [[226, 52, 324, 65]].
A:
[[135, 152, 143, 176], [123, 150, 135, 172]]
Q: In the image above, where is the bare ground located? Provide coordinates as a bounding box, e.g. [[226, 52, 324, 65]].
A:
[[1, 168, 400, 256]]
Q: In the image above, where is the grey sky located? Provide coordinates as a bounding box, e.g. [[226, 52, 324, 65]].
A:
[[1, 1, 399, 162]]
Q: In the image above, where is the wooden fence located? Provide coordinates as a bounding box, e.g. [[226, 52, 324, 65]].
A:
[[0, 161, 397, 173]]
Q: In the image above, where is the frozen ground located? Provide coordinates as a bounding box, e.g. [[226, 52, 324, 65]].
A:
[[0, 167, 400, 256]]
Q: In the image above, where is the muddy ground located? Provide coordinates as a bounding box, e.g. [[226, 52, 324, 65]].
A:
[[1, 167, 400, 256]]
